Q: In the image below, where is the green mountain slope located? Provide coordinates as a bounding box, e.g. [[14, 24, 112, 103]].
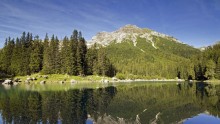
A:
[[90, 25, 200, 79]]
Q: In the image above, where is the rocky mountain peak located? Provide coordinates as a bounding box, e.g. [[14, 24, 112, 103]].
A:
[[88, 24, 182, 48]]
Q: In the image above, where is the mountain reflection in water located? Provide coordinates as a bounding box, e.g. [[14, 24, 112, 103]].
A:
[[0, 82, 220, 124]]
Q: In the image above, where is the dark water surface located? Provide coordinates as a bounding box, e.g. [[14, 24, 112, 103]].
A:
[[0, 81, 220, 124]]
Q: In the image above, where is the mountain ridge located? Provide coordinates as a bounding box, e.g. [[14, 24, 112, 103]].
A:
[[88, 24, 185, 49]]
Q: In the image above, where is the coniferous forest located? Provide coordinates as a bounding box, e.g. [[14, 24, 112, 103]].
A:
[[0, 30, 220, 80], [0, 30, 115, 78]]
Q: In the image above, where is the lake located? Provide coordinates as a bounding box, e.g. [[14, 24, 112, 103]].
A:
[[0, 81, 220, 124]]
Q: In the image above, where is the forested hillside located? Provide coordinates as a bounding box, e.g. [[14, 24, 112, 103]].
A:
[[104, 37, 199, 79]]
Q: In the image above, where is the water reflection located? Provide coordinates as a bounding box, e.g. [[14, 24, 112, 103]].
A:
[[0, 82, 220, 124]]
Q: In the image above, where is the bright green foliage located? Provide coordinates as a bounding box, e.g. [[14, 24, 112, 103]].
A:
[[103, 37, 198, 79], [194, 42, 220, 80], [205, 60, 216, 79], [215, 58, 220, 79], [116, 73, 126, 80]]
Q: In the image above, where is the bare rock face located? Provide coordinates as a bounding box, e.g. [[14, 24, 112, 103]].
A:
[[88, 24, 182, 49]]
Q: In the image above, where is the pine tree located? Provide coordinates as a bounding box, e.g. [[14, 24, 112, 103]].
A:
[[42, 34, 51, 74], [48, 35, 60, 74], [29, 35, 43, 73], [86, 44, 98, 75], [10, 38, 22, 75], [19, 32, 32, 75], [54, 36, 61, 73], [70, 30, 78, 75], [77, 37, 87, 76], [60, 36, 70, 74], [92, 47, 109, 76]]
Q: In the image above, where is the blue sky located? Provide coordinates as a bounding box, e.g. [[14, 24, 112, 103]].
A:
[[0, 0, 220, 48]]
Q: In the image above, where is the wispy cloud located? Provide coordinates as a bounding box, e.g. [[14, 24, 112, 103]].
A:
[[0, 0, 219, 48]]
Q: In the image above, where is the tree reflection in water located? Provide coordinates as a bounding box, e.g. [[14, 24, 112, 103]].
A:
[[0, 82, 220, 124]]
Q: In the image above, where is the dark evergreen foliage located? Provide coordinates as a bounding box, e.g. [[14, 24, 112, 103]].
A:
[[0, 30, 114, 77]]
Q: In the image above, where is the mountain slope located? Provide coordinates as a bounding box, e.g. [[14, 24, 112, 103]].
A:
[[89, 25, 200, 79]]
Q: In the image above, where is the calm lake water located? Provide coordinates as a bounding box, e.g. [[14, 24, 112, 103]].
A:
[[0, 81, 220, 124]]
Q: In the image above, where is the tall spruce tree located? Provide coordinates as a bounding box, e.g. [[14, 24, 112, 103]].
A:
[[60, 36, 70, 74], [19, 32, 32, 75], [29, 36, 43, 73], [10, 38, 22, 75], [70, 30, 78, 75], [86, 43, 98, 75], [76, 37, 87, 76], [42, 34, 51, 74], [54, 36, 61, 73], [49, 35, 60, 74]]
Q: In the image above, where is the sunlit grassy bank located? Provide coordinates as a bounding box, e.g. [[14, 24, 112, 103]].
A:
[[14, 73, 112, 84]]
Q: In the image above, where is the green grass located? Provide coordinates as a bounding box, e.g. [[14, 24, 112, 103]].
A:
[[14, 73, 112, 84]]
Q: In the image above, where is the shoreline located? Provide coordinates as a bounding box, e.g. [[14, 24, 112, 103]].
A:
[[4, 74, 219, 85]]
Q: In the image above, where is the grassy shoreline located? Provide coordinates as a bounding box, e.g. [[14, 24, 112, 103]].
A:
[[6, 73, 220, 84], [1, 73, 185, 84]]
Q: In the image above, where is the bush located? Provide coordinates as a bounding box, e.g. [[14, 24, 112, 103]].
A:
[[116, 73, 126, 80]]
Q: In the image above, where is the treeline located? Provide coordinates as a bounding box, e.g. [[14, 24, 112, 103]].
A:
[[0, 30, 115, 77], [193, 42, 220, 80]]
